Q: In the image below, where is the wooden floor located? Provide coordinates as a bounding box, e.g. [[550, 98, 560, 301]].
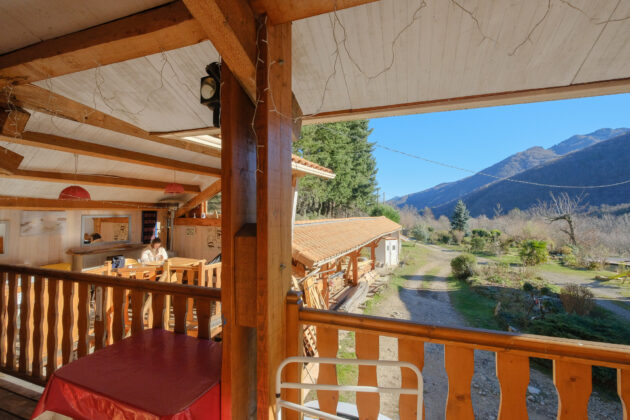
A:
[[0, 377, 40, 419]]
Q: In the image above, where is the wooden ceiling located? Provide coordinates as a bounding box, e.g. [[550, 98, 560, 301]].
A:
[[0, 0, 629, 204]]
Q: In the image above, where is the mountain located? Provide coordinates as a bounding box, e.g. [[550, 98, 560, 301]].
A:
[[431, 131, 630, 217], [390, 128, 630, 213]]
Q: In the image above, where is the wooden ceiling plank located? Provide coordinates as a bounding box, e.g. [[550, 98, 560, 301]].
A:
[[0, 195, 167, 210], [4, 84, 221, 157], [175, 180, 221, 217], [303, 77, 630, 124], [0, 145, 24, 175], [183, 0, 257, 100], [250, 0, 381, 24], [0, 1, 207, 87], [3, 169, 200, 194], [0, 131, 220, 177]]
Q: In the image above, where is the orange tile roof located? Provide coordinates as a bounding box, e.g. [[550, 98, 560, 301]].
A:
[[291, 154, 334, 175], [293, 216, 402, 268]]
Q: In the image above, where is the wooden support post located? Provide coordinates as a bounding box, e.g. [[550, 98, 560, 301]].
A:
[[370, 243, 376, 270], [255, 17, 293, 419], [321, 263, 330, 308], [220, 64, 258, 419], [352, 251, 359, 286]]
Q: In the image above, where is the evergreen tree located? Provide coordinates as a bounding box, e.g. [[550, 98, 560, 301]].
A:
[[451, 200, 470, 231], [293, 121, 378, 217]]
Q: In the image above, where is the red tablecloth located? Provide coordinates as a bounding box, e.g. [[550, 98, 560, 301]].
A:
[[32, 329, 221, 420]]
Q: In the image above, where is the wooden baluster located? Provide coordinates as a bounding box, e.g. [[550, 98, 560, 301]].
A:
[[93, 286, 107, 350], [61, 280, 74, 364], [0, 272, 6, 366], [317, 326, 339, 416], [619, 368, 630, 420], [496, 353, 529, 420], [356, 332, 379, 419], [32, 276, 44, 379], [112, 287, 125, 343], [283, 297, 303, 420], [444, 345, 474, 420], [196, 298, 211, 340], [399, 338, 424, 420], [76, 283, 89, 358], [6, 272, 17, 370], [46, 278, 59, 379], [553, 360, 591, 420], [18, 274, 32, 373], [131, 290, 144, 335], [152, 293, 165, 329], [173, 295, 187, 334]]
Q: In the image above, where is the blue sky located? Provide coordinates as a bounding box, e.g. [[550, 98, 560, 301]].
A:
[[369, 93, 630, 199]]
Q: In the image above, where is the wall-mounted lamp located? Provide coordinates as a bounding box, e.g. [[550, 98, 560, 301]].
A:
[[200, 62, 221, 127]]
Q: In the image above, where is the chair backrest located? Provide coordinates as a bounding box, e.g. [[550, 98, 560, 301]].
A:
[[116, 266, 157, 281]]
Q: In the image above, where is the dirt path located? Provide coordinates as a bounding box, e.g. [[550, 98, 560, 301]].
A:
[[368, 244, 622, 420]]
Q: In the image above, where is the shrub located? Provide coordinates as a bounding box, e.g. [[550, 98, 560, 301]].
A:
[[451, 253, 477, 280], [410, 224, 429, 242], [369, 204, 400, 223], [433, 230, 452, 244], [561, 253, 579, 267], [472, 229, 491, 238], [470, 237, 486, 253], [522, 282, 535, 292], [451, 230, 465, 245], [560, 245, 573, 256], [560, 284, 595, 315], [519, 240, 549, 266], [490, 229, 502, 239]]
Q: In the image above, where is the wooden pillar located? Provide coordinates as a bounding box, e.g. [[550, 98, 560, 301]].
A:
[[370, 243, 376, 270], [220, 64, 258, 420], [255, 17, 293, 419], [352, 251, 359, 286], [321, 263, 330, 308]]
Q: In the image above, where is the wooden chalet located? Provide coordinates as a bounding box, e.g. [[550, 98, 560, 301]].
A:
[[0, 0, 630, 419]]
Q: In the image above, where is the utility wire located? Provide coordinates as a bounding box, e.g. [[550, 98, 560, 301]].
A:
[[375, 143, 630, 189]]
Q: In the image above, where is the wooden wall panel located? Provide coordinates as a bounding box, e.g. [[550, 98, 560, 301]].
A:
[[172, 224, 221, 261]]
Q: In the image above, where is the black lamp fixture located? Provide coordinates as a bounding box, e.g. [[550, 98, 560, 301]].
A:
[[200, 62, 221, 127]]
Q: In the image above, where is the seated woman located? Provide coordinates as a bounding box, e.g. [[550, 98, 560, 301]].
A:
[[140, 238, 169, 263]]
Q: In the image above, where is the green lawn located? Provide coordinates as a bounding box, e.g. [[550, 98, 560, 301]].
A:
[[447, 277, 502, 330]]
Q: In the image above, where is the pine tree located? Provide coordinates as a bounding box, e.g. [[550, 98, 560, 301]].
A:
[[451, 200, 470, 231], [293, 121, 378, 217]]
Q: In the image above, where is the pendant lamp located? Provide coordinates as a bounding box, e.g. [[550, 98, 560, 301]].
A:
[[59, 155, 91, 200], [165, 170, 184, 194]]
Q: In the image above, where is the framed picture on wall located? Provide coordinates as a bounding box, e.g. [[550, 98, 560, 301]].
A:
[[0, 220, 8, 254], [20, 211, 66, 236]]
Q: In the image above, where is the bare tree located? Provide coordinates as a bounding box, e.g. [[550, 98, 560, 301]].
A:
[[533, 192, 588, 246]]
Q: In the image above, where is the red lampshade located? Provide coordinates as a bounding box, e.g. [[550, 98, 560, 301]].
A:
[[164, 183, 185, 194], [59, 185, 91, 200]]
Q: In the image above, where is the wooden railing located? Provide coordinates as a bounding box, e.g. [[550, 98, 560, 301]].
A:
[[285, 292, 630, 420], [0, 264, 221, 386]]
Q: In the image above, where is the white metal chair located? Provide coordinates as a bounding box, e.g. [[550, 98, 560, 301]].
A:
[[276, 356, 423, 420]]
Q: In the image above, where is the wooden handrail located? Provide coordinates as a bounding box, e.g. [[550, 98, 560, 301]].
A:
[[294, 303, 630, 369], [0, 264, 221, 300]]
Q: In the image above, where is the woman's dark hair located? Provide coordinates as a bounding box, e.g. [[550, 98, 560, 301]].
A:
[[151, 238, 162, 246], [91, 233, 102, 240]]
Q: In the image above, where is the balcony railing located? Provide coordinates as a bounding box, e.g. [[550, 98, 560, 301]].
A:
[[285, 292, 630, 420], [0, 264, 221, 386]]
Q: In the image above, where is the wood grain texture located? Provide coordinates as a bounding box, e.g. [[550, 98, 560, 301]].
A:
[[283, 293, 303, 420], [444, 345, 474, 420], [46, 278, 59, 379], [196, 298, 211, 340], [255, 19, 294, 419], [18, 274, 31, 373], [252, 0, 380, 24], [173, 295, 187, 334], [93, 287, 107, 350], [152, 293, 165, 330], [619, 368, 630, 420], [496, 353, 529, 420], [0, 1, 206, 86], [219, 59, 258, 420], [0, 195, 165, 210], [398, 338, 424, 420], [317, 326, 339, 415], [6, 273, 17, 370], [61, 281, 74, 364], [356, 331, 380, 419], [31, 276, 44, 379], [131, 290, 144, 335], [76, 283, 89, 358], [553, 360, 592, 420], [0, 273, 5, 366], [112, 287, 125, 343]]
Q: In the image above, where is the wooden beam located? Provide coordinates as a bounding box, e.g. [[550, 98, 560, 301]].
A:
[[220, 63, 258, 419], [0, 196, 166, 210], [183, 0, 257, 100], [2, 168, 200, 193], [0, 107, 30, 137], [303, 77, 630, 124], [0, 1, 206, 87], [0, 146, 24, 175], [0, 131, 220, 177], [255, 19, 293, 419], [4, 84, 221, 157], [175, 180, 221, 217], [250, 0, 380, 24], [173, 217, 221, 226]]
